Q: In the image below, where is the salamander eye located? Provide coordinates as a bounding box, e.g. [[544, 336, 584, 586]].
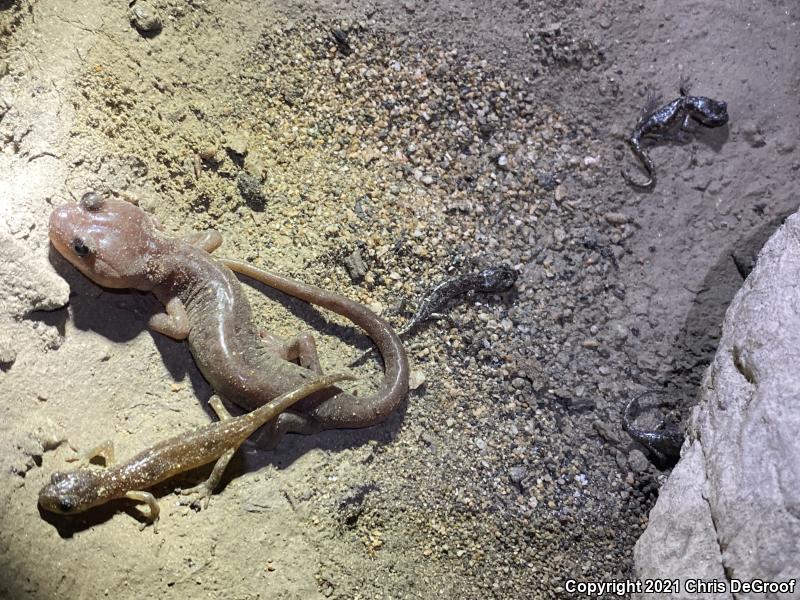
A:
[[57, 497, 76, 513], [80, 191, 105, 211], [72, 238, 91, 257]]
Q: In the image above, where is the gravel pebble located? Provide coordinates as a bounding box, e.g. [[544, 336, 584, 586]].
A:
[[343, 248, 368, 283], [236, 172, 265, 210], [0, 335, 17, 369], [128, 2, 162, 35]]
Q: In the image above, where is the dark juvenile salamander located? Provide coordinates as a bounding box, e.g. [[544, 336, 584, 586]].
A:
[[351, 266, 517, 365], [49, 193, 409, 447], [39, 373, 352, 526], [397, 266, 518, 338], [622, 392, 684, 464], [621, 82, 729, 190]]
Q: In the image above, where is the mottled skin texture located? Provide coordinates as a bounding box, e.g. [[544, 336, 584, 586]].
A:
[[49, 193, 409, 446], [39, 374, 353, 525], [621, 83, 729, 190]]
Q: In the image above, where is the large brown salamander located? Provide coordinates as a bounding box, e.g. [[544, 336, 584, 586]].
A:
[[48, 192, 409, 446]]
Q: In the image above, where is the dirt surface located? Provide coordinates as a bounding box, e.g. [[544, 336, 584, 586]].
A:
[[0, 0, 797, 598]]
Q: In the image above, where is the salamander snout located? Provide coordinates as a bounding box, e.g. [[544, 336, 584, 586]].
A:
[[477, 266, 518, 293], [38, 470, 97, 515], [695, 98, 729, 127]]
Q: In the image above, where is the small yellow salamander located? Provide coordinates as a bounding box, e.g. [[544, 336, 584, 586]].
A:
[[38, 373, 353, 527]]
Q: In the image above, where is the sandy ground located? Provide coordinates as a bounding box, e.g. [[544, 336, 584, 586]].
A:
[[0, 0, 797, 598]]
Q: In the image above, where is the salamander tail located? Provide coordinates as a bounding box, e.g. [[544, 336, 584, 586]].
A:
[[621, 140, 656, 190]]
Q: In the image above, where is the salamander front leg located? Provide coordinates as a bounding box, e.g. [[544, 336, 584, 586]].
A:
[[125, 490, 160, 531], [674, 113, 698, 142], [181, 230, 223, 253], [252, 411, 322, 449], [77, 440, 115, 467], [149, 297, 190, 340]]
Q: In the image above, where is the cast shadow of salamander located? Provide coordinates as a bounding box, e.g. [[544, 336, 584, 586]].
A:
[[43, 246, 206, 390], [652, 211, 789, 442]]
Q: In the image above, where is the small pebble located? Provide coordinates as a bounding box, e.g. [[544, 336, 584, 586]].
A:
[[742, 122, 766, 148], [237, 172, 265, 210], [409, 369, 426, 390], [537, 172, 558, 191], [628, 449, 651, 474], [0, 337, 17, 370], [508, 466, 527, 484], [30, 420, 67, 452], [129, 2, 163, 35], [198, 145, 218, 162], [604, 212, 628, 225], [583, 155, 599, 166], [343, 249, 368, 283], [225, 133, 249, 157]]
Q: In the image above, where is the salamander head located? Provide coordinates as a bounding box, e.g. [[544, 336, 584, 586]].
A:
[[687, 96, 729, 127], [476, 265, 518, 292], [38, 469, 104, 515], [49, 192, 163, 291]]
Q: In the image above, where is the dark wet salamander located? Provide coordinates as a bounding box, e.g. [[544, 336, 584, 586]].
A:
[[398, 266, 518, 338], [622, 391, 684, 463], [352, 266, 517, 364], [622, 82, 729, 190]]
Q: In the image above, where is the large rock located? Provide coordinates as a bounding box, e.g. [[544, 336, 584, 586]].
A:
[[634, 214, 800, 599], [0, 232, 69, 318]]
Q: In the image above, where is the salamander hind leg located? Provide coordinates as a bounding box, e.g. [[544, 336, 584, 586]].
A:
[[284, 333, 323, 373], [208, 396, 233, 421], [259, 330, 323, 374], [675, 113, 698, 141], [642, 88, 663, 116], [179, 397, 237, 509], [149, 297, 190, 340], [178, 447, 236, 510]]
